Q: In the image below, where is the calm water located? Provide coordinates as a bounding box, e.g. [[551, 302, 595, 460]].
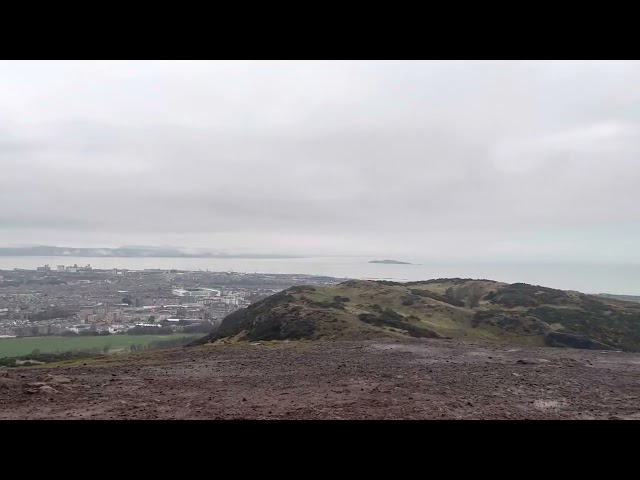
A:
[[0, 256, 638, 295]]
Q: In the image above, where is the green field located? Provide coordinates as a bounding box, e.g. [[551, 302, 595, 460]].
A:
[[0, 334, 203, 358]]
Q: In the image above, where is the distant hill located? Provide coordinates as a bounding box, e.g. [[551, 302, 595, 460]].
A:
[[0, 245, 304, 259], [369, 259, 412, 264], [193, 278, 640, 352]]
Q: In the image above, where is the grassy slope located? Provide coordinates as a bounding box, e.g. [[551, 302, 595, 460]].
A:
[[197, 278, 640, 352], [0, 334, 202, 357], [300, 280, 523, 343]]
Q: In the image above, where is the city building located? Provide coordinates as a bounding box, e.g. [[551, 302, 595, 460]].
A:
[[172, 287, 220, 298]]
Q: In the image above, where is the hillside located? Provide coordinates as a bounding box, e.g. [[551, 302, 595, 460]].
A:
[[193, 279, 640, 352]]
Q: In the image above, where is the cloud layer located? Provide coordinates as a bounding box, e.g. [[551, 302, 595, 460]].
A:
[[1, 60, 639, 260]]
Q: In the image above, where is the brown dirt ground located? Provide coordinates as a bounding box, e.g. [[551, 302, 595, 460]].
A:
[[2, 339, 640, 419]]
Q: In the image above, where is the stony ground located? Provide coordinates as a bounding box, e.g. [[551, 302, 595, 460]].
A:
[[2, 339, 640, 419]]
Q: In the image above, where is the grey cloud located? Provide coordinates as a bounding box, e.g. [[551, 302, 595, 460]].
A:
[[0, 61, 640, 260], [0, 214, 96, 230]]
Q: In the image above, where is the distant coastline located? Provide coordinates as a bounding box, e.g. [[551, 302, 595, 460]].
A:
[[368, 259, 413, 265]]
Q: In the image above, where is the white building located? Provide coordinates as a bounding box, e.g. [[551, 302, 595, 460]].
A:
[[172, 287, 221, 298]]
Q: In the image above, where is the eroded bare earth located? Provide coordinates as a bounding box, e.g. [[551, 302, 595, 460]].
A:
[[2, 339, 640, 419]]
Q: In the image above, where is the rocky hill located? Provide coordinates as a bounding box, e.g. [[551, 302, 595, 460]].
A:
[[193, 279, 640, 352]]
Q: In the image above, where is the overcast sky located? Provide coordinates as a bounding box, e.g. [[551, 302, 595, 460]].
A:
[[1, 60, 639, 261]]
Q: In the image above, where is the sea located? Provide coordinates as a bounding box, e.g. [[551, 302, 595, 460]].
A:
[[0, 256, 638, 296]]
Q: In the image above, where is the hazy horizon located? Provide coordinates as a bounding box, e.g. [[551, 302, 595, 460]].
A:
[[2, 61, 640, 263], [1, 244, 640, 266], [2, 255, 640, 295]]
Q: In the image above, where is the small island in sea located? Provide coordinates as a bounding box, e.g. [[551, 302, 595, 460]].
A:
[[368, 259, 413, 265]]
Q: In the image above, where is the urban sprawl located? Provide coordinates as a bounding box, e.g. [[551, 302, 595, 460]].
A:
[[0, 265, 342, 338]]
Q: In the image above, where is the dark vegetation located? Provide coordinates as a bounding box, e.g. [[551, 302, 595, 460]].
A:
[[410, 288, 465, 307], [530, 304, 640, 351], [126, 326, 174, 335], [289, 285, 316, 294], [471, 310, 549, 335], [489, 283, 569, 308], [545, 332, 614, 350], [197, 292, 315, 343], [245, 314, 315, 342], [401, 294, 423, 306], [358, 309, 439, 338], [300, 295, 346, 310]]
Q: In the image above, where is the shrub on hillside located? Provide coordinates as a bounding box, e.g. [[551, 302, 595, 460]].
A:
[[358, 309, 439, 338], [489, 283, 568, 308], [410, 289, 465, 307]]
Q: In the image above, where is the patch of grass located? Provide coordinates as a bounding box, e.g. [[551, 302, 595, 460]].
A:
[[0, 334, 202, 358], [0, 350, 105, 368], [288, 285, 317, 294]]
